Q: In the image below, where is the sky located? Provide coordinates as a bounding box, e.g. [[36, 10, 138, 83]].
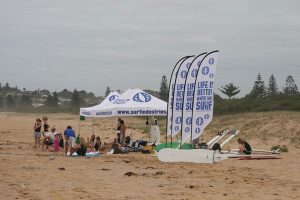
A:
[[0, 0, 299, 97]]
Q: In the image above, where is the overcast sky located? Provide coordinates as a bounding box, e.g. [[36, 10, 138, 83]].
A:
[[0, 0, 299, 97]]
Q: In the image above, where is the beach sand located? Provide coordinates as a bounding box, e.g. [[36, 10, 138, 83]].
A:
[[0, 112, 299, 200]]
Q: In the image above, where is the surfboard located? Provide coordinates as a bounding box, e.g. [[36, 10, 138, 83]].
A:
[[155, 142, 193, 152], [237, 156, 280, 160], [157, 148, 228, 163]]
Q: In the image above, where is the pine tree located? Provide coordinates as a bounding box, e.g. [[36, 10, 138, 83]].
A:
[[71, 89, 82, 107], [6, 94, 15, 107], [159, 75, 169, 101], [219, 83, 240, 99], [250, 73, 267, 98], [283, 75, 299, 95], [105, 87, 111, 97], [267, 74, 279, 96]]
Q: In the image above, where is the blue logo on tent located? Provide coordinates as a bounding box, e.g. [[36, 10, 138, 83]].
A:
[[133, 92, 151, 102], [186, 117, 192, 125], [209, 73, 214, 78], [180, 70, 187, 78], [109, 95, 118, 102], [204, 114, 210, 119], [185, 127, 190, 132], [186, 63, 191, 69], [175, 117, 182, 124], [197, 61, 202, 67], [196, 117, 204, 126], [191, 69, 197, 77], [202, 66, 209, 75], [208, 58, 215, 65], [195, 128, 201, 133]]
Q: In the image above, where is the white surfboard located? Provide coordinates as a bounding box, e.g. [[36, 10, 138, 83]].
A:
[[157, 148, 228, 164]]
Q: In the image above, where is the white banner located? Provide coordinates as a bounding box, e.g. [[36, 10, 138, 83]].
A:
[[167, 56, 190, 136], [171, 56, 195, 136], [191, 51, 219, 141], [181, 53, 207, 143]]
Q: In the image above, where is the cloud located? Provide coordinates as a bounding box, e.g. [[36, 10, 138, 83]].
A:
[[0, 0, 299, 96]]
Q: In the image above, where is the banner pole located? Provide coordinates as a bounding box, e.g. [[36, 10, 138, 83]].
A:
[[191, 50, 219, 147], [180, 53, 207, 149], [166, 56, 189, 149]]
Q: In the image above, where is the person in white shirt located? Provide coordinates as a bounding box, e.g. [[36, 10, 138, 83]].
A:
[[42, 127, 57, 151]]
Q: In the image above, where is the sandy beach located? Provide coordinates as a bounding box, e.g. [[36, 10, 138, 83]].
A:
[[0, 112, 299, 200]]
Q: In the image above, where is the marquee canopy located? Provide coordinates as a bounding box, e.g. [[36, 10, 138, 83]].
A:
[[80, 91, 120, 117], [80, 88, 167, 117]]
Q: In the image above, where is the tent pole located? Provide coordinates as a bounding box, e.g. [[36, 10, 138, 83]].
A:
[[147, 116, 150, 142], [93, 117, 95, 135], [165, 132, 167, 148]]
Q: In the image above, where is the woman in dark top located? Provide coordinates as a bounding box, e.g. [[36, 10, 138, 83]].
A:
[[33, 118, 42, 149], [42, 117, 49, 133], [238, 138, 252, 155], [116, 118, 122, 144], [119, 120, 126, 145]]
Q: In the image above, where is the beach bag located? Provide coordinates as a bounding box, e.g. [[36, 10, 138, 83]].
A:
[[141, 145, 153, 154], [199, 143, 208, 149], [75, 134, 80, 145]]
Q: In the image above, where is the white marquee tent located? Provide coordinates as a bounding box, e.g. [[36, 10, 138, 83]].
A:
[[80, 91, 120, 117], [80, 88, 167, 117]]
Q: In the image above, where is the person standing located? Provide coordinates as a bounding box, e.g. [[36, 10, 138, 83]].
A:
[[116, 118, 122, 144], [42, 117, 49, 134], [33, 118, 42, 149], [64, 126, 76, 155], [119, 120, 126, 144]]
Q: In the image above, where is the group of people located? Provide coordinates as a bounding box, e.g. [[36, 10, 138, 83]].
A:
[[33, 117, 102, 157], [34, 117, 252, 157], [33, 117, 62, 156]]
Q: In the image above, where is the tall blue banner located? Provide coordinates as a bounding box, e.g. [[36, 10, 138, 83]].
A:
[[181, 53, 207, 143], [191, 51, 219, 141], [167, 56, 190, 136], [171, 56, 195, 136]]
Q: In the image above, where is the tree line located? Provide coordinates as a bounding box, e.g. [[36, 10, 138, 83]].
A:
[[1, 73, 299, 114], [0, 83, 100, 110], [218, 74, 299, 99]]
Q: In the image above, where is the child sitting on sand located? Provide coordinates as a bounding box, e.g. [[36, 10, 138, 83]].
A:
[[87, 134, 96, 149], [237, 138, 252, 155], [94, 136, 102, 152]]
